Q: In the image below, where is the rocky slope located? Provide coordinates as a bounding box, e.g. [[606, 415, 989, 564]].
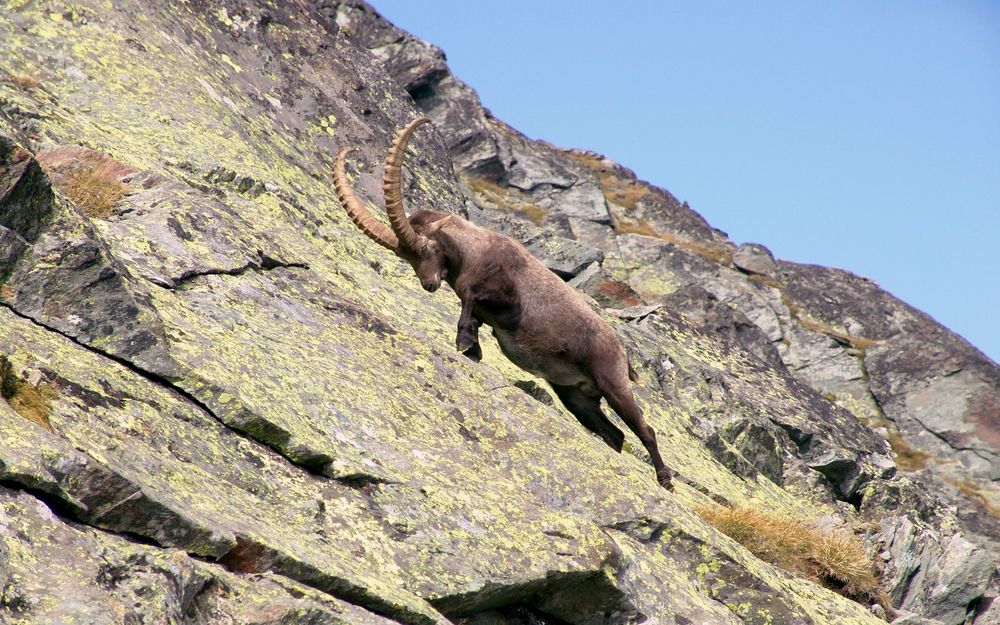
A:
[[0, 1, 996, 624]]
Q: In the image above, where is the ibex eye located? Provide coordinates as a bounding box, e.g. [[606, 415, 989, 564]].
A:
[[421, 244, 428, 253]]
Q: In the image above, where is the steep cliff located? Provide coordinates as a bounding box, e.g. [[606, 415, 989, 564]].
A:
[[0, 2, 996, 625]]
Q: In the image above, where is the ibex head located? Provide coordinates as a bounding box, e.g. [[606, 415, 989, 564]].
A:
[[332, 117, 451, 292]]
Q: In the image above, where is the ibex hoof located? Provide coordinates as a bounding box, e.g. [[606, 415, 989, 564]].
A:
[[456, 332, 477, 352], [657, 470, 674, 491], [462, 343, 482, 362]]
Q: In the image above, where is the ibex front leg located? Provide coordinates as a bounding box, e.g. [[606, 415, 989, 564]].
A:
[[456, 294, 482, 362]]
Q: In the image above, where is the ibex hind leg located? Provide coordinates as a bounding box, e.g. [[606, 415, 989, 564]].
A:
[[549, 383, 625, 452], [596, 372, 673, 490]]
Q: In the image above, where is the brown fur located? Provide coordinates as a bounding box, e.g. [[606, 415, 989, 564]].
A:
[[405, 210, 672, 490]]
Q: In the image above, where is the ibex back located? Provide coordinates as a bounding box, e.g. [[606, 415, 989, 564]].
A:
[[332, 117, 672, 490]]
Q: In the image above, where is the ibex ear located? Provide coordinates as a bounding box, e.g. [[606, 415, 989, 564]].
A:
[[425, 215, 454, 234]]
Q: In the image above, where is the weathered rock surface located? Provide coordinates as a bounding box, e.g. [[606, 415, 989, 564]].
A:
[[0, 1, 996, 625], [334, 2, 1000, 623], [732, 243, 778, 277]]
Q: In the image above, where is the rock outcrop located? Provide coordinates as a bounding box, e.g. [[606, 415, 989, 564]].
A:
[[0, 1, 996, 624]]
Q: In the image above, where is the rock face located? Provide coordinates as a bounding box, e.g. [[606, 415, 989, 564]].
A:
[[0, 2, 996, 625]]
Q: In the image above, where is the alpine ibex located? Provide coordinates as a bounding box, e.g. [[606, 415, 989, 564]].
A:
[[331, 117, 672, 490]]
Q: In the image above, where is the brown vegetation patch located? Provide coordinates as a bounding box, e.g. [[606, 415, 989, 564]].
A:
[[605, 179, 652, 211], [37, 146, 136, 219], [946, 478, 1000, 519], [563, 150, 651, 211], [60, 162, 129, 218], [781, 295, 879, 352], [614, 217, 660, 238], [563, 150, 735, 266], [596, 280, 643, 307], [885, 428, 932, 472], [696, 504, 886, 609], [0, 73, 40, 91], [859, 415, 931, 472], [746, 273, 783, 289], [466, 176, 548, 225], [1, 355, 56, 432], [617, 217, 734, 266]]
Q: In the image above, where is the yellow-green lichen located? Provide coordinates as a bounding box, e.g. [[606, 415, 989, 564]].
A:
[[0, 5, 891, 623]]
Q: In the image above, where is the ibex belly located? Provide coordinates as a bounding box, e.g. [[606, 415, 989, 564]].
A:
[[492, 327, 591, 388]]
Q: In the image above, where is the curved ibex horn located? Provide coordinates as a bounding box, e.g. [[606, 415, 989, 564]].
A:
[[383, 117, 432, 251], [332, 147, 400, 251]]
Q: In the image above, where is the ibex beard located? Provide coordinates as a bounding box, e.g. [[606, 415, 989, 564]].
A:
[[332, 117, 673, 490]]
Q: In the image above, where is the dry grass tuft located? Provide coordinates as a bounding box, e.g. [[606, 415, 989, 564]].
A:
[[808, 530, 885, 601], [467, 176, 548, 225], [675, 237, 734, 266], [781, 296, 879, 352], [885, 428, 932, 472], [562, 150, 735, 266], [614, 217, 660, 238], [563, 150, 651, 211], [616, 217, 734, 266], [696, 504, 886, 609], [746, 273, 783, 289], [946, 478, 1000, 519], [1, 356, 56, 432], [60, 162, 128, 218], [1, 73, 41, 91], [604, 179, 652, 211], [859, 415, 932, 472]]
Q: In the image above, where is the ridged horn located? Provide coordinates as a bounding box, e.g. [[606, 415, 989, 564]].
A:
[[383, 117, 432, 250], [332, 147, 399, 251]]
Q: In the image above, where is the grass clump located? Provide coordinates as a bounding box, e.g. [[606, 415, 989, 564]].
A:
[[885, 428, 932, 472], [613, 217, 660, 238], [696, 504, 886, 609], [1, 355, 56, 432], [563, 150, 736, 266], [59, 161, 128, 218], [616, 216, 735, 266], [563, 150, 651, 211], [946, 478, 1000, 519], [746, 273, 783, 289], [0, 73, 40, 91], [856, 415, 931, 472], [781, 295, 879, 352]]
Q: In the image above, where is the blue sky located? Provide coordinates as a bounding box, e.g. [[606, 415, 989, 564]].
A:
[[372, 1, 1000, 364]]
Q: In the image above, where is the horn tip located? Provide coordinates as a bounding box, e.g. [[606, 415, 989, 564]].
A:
[[405, 116, 432, 131]]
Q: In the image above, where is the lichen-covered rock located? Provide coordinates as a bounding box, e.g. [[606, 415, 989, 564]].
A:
[[660, 284, 785, 370], [334, 3, 1000, 585], [0, 1, 995, 625], [0, 486, 402, 625], [861, 478, 997, 625], [469, 207, 604, 280], [568, 263, 644, 309], [732, 243, 778, 277]]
